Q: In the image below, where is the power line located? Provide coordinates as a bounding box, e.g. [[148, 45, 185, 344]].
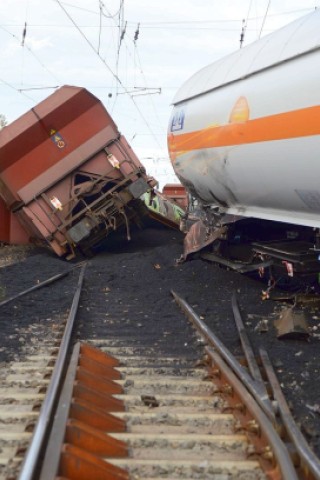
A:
[[54, 0, 164, 151], [1, 5, 313, 28], [46, 2, 320, 23], [240, 0, 254, 48], [0, 77, 35, 101], [129, 7, 317, 24], [133, 47, 166, 136], [97, 1, 166, 151], [18, 86, 59, 91], [58, 0, 122, 18], [54, 0, 123, 84], [259, 0, 272, 38], [97, 0, 103, 54], [0, 25, 61, 83]]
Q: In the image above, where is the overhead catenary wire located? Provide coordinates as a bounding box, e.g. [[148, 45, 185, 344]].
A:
[[54, 0, 126, 91], [95, 0, 164, 139], [38, 2, 318, 24], [240, 0, 254, 47], [54, 0, 164, 151], [59, 0, 123, 18], [259, 0, 272, 38], [133, 46, 166, 139], [105, 2, 165, 152], [97, 0, 103, 54], [0, 76, 35, 101], [115, 1, 125, 97], [0, 25, 61, 84], [1, 1, 317, 153], [1, 6, 317, 33], [18, 86, 60, 91], [124, 6, 318, 24], [101, 3, 164, 151]]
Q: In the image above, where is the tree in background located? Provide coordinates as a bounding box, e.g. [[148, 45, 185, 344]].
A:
[[0, 114, 7, 130]]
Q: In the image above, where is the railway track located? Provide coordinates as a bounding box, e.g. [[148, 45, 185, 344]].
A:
[[1, 255, 319, 479]]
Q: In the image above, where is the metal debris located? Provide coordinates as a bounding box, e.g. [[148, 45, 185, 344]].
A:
[[274, 307, 310, 340], [254, 319, 269, 333], [270, 293, 320, 306]]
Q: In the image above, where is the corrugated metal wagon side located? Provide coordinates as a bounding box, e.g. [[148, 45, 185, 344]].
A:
[[0, 86, 156, 257]]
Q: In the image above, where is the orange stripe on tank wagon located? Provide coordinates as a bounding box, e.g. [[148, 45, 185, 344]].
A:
[[168, 105, 320, 154]]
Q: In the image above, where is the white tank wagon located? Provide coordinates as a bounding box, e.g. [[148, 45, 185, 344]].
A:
[[168, 10, 320, 285]]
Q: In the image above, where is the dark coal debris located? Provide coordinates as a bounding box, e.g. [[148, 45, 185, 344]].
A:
[[0, 226, 320, 458]]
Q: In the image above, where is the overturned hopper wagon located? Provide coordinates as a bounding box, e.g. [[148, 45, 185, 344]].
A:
[[0, 86, 159, 258]]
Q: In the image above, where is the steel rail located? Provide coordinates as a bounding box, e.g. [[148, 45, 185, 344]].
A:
[[231, 292, 265, 383], [231, 293, 276, 417], [39, 342, 128, 480], [206, 346, 298, 480], [0, 270, 70, 307], [260, 348, 320, 480], [201, 251, 273, 273], [18, 263, 87, 480], [39, 342, 81, 480], [171, 289, 275, 421]]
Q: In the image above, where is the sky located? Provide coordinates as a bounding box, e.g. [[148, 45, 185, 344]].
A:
[[0, 0, 319, 186]]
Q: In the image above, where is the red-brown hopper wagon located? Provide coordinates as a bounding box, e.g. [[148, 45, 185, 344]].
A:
[[0, 86, 156, 257]]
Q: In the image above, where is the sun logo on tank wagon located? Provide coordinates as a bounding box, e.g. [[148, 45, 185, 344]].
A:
[[229, 96, 250, 123]]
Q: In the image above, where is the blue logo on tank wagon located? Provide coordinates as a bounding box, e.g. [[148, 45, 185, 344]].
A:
[[171, 107, 185, 132]]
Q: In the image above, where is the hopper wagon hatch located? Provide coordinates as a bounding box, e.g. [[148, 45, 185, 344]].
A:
[[0, 85, 167, 258]]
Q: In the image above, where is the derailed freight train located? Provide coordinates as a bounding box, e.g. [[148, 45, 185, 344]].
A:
[[0, 86, 163, 258], [168, 10, 320, 283]]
